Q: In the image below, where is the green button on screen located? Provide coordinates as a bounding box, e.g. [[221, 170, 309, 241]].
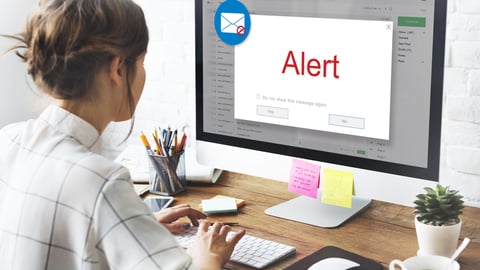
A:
[[398, 16, 426, 27]]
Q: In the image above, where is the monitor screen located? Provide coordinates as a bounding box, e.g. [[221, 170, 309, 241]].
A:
[[195, 0, 446, 224]]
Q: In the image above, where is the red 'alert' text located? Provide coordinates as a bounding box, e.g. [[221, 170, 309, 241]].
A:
[[281, 51, 340, 79]]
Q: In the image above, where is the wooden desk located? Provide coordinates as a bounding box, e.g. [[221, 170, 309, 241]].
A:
[[160, 171, 480, 270]]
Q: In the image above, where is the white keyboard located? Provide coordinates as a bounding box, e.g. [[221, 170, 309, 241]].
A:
[[174, 226, 296, 269]]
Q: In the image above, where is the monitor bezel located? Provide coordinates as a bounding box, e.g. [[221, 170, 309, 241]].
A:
[[195, 0, 447, 182]]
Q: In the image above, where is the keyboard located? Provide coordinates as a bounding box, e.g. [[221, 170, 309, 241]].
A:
[[174, 226, 296, 269]]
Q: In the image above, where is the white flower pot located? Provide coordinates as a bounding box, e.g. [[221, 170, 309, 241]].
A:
[[414, 217, 462, 257]]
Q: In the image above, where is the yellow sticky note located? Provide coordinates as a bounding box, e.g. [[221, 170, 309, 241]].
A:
[[321, 168, 354, 208]]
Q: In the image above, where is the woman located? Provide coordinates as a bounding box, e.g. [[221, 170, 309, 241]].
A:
[[0, 0, 244, 269]]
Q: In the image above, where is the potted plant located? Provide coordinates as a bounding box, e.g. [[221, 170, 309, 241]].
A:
[[413, 184, 464, 257]]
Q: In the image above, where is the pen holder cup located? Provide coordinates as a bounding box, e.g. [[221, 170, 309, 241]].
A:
[[147, 151, 186, 196]]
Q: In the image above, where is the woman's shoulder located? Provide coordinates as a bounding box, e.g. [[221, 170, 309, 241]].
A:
[[72, 150, 132, 184], [0, 121, 27, 138]]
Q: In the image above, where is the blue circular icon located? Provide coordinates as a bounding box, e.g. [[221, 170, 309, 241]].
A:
[[215, 0, 251, 45]]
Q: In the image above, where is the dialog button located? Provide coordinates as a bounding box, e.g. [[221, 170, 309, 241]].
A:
[[329, 114, 365, 129], [257, 105, 289, 119]]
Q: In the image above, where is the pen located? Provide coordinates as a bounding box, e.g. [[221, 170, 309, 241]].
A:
[[215, 222, 239, 226], [165, 126, 172, 148], [183, 222, 240, 229], [173, 130, 178, 152], [162, 128, 167, 142], [159, 136, 169, 158], [168, 129, 177, 150]]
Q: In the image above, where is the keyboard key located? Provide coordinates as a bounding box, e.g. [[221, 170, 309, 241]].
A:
[[174, 226, 296, 269]]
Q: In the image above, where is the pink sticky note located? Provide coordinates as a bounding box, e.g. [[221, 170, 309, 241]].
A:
[[288, 159, 321, 198]]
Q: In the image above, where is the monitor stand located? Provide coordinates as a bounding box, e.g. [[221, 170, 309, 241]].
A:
[[265, 193, 371, 228]]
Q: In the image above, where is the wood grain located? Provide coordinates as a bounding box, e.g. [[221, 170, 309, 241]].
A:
[[156, 171, 480, 270]]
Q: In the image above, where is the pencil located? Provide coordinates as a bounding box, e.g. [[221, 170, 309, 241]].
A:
[[152, 133, 164, 156], [179, 133, 187, 152], [140, 132, 153, 154]]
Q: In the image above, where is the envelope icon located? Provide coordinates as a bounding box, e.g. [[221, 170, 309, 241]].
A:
[[221, 12, 245, 34]]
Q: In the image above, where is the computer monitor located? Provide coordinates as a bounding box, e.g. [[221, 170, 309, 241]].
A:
[[195, 0, 446, 227]]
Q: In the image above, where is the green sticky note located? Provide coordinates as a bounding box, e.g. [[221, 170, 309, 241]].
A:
[[321, 168, 354, 208]]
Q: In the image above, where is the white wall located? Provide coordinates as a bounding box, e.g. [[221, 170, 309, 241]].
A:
[[0, 1, 48, 127], [102, 0, 197, 157], [440, 0, 480, 206], [2, 0, 480, 206]]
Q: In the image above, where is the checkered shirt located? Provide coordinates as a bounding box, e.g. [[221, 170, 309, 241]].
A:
[[0, 105, 195, 270]]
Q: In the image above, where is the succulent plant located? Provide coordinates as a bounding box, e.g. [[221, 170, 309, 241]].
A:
[[414, 184, 464, 226]]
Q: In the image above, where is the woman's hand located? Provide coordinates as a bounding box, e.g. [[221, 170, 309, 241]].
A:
[[186, 221, 246, 270], [153, 204, 206, 233]]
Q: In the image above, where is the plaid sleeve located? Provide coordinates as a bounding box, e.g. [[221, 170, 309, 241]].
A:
[[91, 168, 196, 270]]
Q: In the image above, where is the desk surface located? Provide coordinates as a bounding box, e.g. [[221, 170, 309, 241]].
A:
[[152, 171, 480, 270]]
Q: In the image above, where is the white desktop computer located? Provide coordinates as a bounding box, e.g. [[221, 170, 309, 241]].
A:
[[195, 0, 447, 227]]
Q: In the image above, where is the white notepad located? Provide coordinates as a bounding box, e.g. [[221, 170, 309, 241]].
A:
[[201, 198, 238, 214]]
